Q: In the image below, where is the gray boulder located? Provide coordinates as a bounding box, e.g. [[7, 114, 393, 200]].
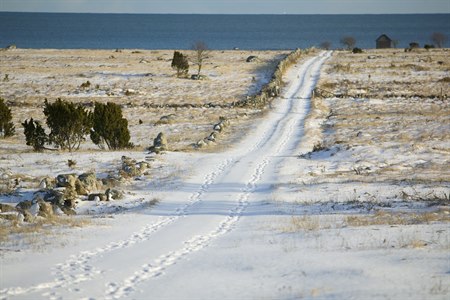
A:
[[56, 174, 77, 188], [149, 132, 168, 154]]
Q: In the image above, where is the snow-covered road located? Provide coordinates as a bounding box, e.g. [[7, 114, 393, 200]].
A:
[[1, 51, 331, 299]]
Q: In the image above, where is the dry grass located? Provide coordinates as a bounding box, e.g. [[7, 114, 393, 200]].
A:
[[345, 208, 450, 227], [0, 214, 91, 245], [285, 208, 450, 234]]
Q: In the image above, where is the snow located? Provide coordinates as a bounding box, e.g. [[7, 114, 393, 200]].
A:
[[1, 50, 449, 299]]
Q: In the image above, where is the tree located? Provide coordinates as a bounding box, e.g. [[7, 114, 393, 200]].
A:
[[22, 118, 47, 151], [0, 98, 15, 138], [171, 51, 189, 78], [90, 102, 132, 150], [431, 32, 448, 48], [340, 36, 356, 50], [43, 98, 92, 151], [319, 41, 331, 50], [192, 41, 208, 79]]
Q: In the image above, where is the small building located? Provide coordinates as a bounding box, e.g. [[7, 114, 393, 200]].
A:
[[376, 34, 393, 49]]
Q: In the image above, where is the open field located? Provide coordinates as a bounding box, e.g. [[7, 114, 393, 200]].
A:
[[0, 48, 290, 152], [0, 48, 449, 299]]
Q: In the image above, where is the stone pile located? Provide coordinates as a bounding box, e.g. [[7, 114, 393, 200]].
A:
[[196, 117, 231, 148], [0, 169, 129, 223]]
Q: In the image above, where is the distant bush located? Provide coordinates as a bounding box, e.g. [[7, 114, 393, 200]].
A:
[[90, 102, 132, 150], [43, 98, 92, 151], [340, 36, 356, 50], [0, 98, 15, 138], [424, 44, 435, 50], [171, 51, 189, 78], [22, 118, 47, 151], [430, 32, 448, 48], [352, 47, 363, 54], [319, 41, 332, 50]]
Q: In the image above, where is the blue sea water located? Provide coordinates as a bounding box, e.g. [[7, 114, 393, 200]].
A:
[[1, 12, 449, 50]]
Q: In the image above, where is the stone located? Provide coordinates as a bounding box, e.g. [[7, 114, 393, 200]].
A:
[[41, 189, 65, 206], [106, 188, 123, 201], [39, 177, 55, 189], [56, 174, 77, 188], [213, 123, 222, 132], [196, 140, 207, 148], [246, 56, 258, 62], [149, 132, 168, 154], [155, 114, 176, 125], [16, 200, 33, 211], [78, 172, 101, 193], [37, 199, 54, 218], [60, 206, 76, 216], [75, 180, 89, 196], [88, 193, 107, 201]]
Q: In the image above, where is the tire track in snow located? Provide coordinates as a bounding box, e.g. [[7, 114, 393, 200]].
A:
[[106, 157, 270, 299], [105, 51, 332, 299]]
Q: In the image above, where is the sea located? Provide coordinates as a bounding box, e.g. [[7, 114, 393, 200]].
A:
[[1, 12, 449, 50]]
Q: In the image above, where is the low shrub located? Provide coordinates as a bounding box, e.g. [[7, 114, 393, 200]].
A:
[[0, 98, 15, 138]]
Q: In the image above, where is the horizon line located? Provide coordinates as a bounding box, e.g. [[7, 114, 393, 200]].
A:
[[1, 11, 450, 15]]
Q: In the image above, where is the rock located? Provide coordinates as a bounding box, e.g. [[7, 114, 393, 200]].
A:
[[246, 56, 258, 62], [149, 132, 168, 154], [125, 89, 136, 96], [196, 140, 207, 148], [30, 202, 40, 216], [56, 174, 77, 188], [78, 172, 102, 193], [121, 156, 140, 177], [190, 74, 208, 80], [16, 200, 33, 211], [106, 188, 123, 201], [213, 123, 222, 132], [41, 189, 65, 206], [39, 177, 55, 189], [88, 193, 107, 201], [207, 132, 217, 142], [155, 114, 176, 125], [75, 180, 89, 196], [37, 199, 54, 218], [63, 198, 77, 209], [60, 206, 76, 216]]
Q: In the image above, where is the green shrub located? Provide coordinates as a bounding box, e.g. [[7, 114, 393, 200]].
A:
[[90, 102, 132, 150], [0, 98, 15, 138], [22, 118, 47, 151], [352, 47, 363, 54], [43, 98, 92, 151], [171, 51, 189, 78]]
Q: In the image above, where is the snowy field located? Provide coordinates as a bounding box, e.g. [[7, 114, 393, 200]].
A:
[[0, 48, 449, 299]]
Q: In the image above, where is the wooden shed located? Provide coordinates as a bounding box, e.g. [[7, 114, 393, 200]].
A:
[[376, 34, 393, 49]]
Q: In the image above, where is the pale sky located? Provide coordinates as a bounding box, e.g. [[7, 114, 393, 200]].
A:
[[1, 0, 449, 14]]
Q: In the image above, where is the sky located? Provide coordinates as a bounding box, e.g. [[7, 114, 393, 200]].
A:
[[1, 0, 449, 14]]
